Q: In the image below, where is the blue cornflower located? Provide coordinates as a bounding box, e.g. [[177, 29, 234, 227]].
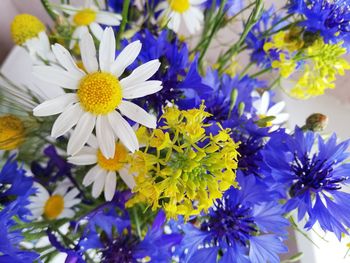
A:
[[246, 7, 284, 68], [0, 156, 34, 219], [0, 201, 39, 263], [288, 0, 350, 46], [127, 30, 211, 114], [206, 0, 244, 16], [178, 174, 289, 263], [262, 127, 350, 239]]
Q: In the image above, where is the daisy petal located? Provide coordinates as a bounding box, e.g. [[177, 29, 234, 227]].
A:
[[104, 171, 116, 201], [110, 41, 142, 77], [70, 26, 88, 49], [92, 170, 106, 198], [95, 12, 121, 25], [68, 147, 97, 165], [273, 113, 290, 124], [59, 209, 75, 219], [79, 33, 98, 73], [51, 44, 85, 77], [119, 167, 135, 189], [51, 103, 84, 138], [118, 100, 157, 128], [99, 27, 116, 72], [65, 198, 81, 208], [122, 80, 162, 99], [260, 92, 270, 114], [120, 59, 161, 87], [33, 94, 77, 117], [96, 115, 115, 158], [33, 66, 80, 89], [267, 101, 286, 116], [89, 22, 103, 40], [108, 111, 139, 152], [67, 112, 96, 156], [83, 165, 101, 186], [64, 188, 80, 201]]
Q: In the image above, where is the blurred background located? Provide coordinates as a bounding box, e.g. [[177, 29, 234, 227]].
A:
[[1, 1, 350, 262]]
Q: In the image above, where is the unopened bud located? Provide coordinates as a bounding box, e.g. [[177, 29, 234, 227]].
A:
[[304, 113, 328, 132]]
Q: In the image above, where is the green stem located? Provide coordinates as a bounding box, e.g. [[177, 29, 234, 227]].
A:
[[217, 0, 264, 73], [41, 0, 57, 21], [116, 0, 131, 49], [239, 62, 254, 78], [132, 207, 142, 238], [250, 67, 271, 78]]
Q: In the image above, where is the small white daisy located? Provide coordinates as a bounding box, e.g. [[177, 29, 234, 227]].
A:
[[10, 14, 55, 63], [33, 27, 162, 158], [253, 91, 289, 131], [60, 0, 122, 49], [68, 135, 135, 201], [157, 0, 205, 34], [28, 180, 80, 220]]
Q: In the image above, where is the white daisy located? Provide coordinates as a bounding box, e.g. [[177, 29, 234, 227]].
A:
[[68, 135, 135, 201], [157, 0, 205, 34], [28, 180, 80, 220], [10, 14, 55, 63], [33, 27, 162, 158], [253, 91, 289, 131], [60, 0, 122, 49]]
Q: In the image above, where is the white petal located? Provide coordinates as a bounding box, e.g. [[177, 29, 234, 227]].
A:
[[59, 208, 75, 219], [92, 170, 106, 198], [68, 147, 97, 165], [99, 27, 116, 72], [33, 66, 81, 89], [108, 111, 139, 152], [64, 188, 80, 201], [273, 113, 290, 124], [79, 33, 98, 73], [87, 134, 99, 148], [122, 80, 163, 99], [120, 59, 161, 87], [267, 101, 286, 116], [70, 26, 88, 49], [119, 167, 135, 189], [89, 22, 103, 41], [190, 0, 207, 4], [104, 171, 116, 201], [260, 92, 270, 114], [64, 198, 81, 208], [33, 94, 77, 116], [110, 40, 142, 77], [168, 13, 181, 33], [67, 112, 96, 155], [95, 12, 121, 25], [51, 103, 84, 138], [96, 115, 115, 159], [118, 100, 157, 128], [83, 165, 101, 186], [61, 4, 79, 15], [51, 44, 85, 77]]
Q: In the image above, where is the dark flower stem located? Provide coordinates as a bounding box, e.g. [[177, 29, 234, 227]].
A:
[[41, 0, 57, 21]]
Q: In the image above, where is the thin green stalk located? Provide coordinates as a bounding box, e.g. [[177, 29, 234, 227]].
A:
[[132, 207, 142, 238], [250, 67, 271, 78], [217, 0, 264, 73], [116, 0, 131, 49], [41, 0, 57, 21], [239, 62, 253, 78]]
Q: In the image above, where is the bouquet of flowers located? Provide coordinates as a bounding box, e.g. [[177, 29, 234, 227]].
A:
[[1, 0, 350, 262]]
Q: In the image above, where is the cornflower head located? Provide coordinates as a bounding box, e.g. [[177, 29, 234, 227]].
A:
[[127, 105, 240, 219], [262, 128, 350, 239]]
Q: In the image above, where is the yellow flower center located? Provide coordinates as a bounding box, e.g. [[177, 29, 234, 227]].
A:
[[169, 0, 190, 13], [44, 195, 64, 220], [73, 8, 97, 26], [97, 143, 128, 171], [77, 72, 123, 115], [0, 115, 25, 150], [11, 14, 45, 45]]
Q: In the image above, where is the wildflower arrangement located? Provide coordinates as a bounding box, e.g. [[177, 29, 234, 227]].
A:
[[1, 0, 350, 262]]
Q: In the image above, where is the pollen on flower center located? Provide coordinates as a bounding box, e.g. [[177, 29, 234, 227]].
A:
[[169, 0, 190, 13], [0, 115, 25, 150], [97, 143, 128, 171], [44, 195, 64, 220], [77, 72, 123, 115], [73, 8, 97, 26], [11, 14, 45, 45]]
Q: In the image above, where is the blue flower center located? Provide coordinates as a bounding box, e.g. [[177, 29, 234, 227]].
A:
[[102, 235, 138, 263], [290, 152, 346, 196], [203, 198, 257, 246]]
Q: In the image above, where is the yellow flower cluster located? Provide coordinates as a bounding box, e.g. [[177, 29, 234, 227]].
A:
[[127, 105, 240, 219], [291, 39, 350, 99], [264, 29, 350, 99]]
